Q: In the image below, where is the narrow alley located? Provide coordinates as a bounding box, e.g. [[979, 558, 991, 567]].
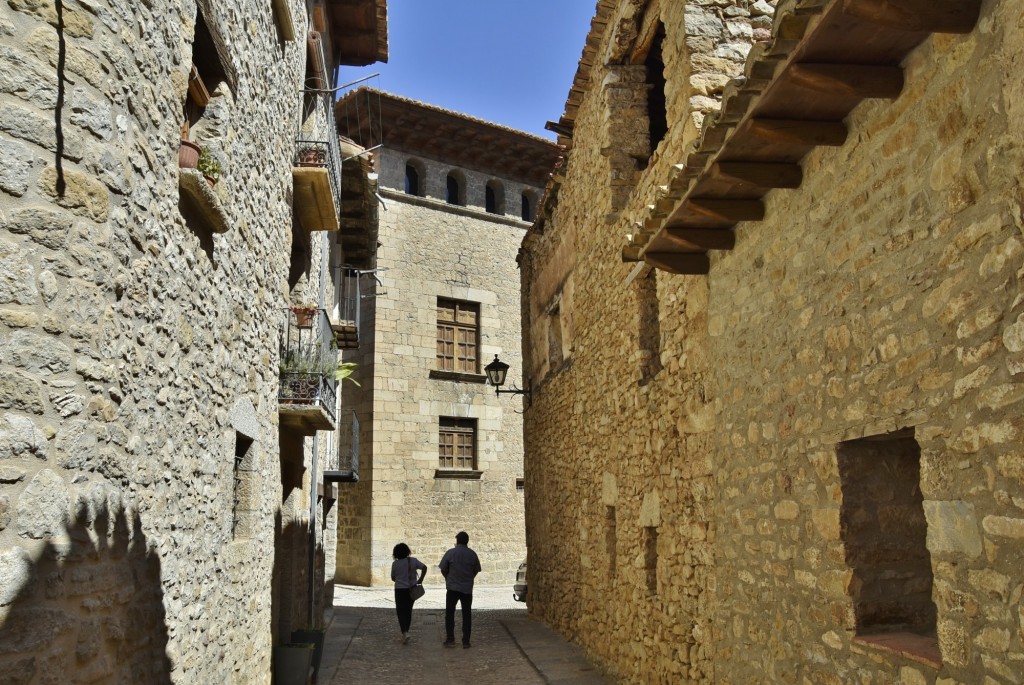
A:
[[320, 586, 609, 684]]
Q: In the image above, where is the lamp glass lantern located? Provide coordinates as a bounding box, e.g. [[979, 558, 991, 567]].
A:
[[484, 355, 530, 406], [484, 355, 510, 388]]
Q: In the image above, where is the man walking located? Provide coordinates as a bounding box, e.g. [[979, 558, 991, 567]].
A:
[[439, 530, 481, 648]]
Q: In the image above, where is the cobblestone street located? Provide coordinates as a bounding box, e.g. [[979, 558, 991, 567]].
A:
[[321, 586, 609, 684]]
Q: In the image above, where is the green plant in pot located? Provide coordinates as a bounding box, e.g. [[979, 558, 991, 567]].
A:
[[290, 304, 319, 328], [197, 148, 221, 187], [335, 361, 360, 386]]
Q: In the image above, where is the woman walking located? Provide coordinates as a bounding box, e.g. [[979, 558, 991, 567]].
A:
[[391, 542, 427, 644]]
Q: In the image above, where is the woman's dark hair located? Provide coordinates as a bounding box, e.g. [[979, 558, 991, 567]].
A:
[[393, 542, 410, 560]]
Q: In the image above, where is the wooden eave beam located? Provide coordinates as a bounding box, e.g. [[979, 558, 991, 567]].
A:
[[643, 252, 711, 275], [788, 63, 904, 100], [711, 162, 803, 189], [686, 199, 765, 223], [841, 0, 981, 34], [747, 118, 848, 147], [663, 228, 737, 251]]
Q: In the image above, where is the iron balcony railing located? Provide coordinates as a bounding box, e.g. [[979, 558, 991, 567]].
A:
[[324, 411, 359, 483], [333, 267, 361, 348], [295, 35, 343, 227], [279, 307, 338, 425], [339, 410, 359, 475]]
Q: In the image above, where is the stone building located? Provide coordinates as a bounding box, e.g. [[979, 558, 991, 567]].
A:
[[0, 0, 385, 683], [333, 89, 560, 585], [520, 0, 1021, 683]]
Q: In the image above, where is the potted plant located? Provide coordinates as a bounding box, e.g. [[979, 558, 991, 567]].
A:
[[179, 139, 201, 169], [291, 305, 319, 328], [297, 145, 326, 167], [290, 629, 325, 681], [336, 361, 360, 386], [280, 347, 325, 403], [273, 642, 314, 685], [197, 148, 221, 187]]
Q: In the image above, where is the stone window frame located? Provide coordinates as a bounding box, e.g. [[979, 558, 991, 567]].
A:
[[227, 399, 260, 542], [183, 8, 230, 141], [838, 428, 941, 668]]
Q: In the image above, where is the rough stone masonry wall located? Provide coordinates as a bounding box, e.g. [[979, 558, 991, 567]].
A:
[[709, 2, 1024, 682], [521, 1, 770, 682], [337, 147, 531, 586], [526, 0, 1024, 683], [0, 1, 308, 682]]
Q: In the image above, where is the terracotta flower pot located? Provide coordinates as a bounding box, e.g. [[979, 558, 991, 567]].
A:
[[292, 307, 317, 328], [179, 140, 202, 169]]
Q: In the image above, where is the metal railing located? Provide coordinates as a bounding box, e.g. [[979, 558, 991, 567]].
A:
[[279, 307, 338, 422], [296, 33, 343, 227], [337, 410, 360, 476], [333, 267, 361, 348]]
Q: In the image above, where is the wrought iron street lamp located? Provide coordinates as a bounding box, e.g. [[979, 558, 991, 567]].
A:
[[484, 355, 531, 407]]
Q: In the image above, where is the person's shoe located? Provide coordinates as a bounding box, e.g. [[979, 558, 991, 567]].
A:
[[402, 633, 409, 644], [443, 639, 456, 648], [462, 642, 471, 649]]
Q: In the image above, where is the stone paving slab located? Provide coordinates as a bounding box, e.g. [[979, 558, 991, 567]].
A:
[[320, 585, 611, 684]]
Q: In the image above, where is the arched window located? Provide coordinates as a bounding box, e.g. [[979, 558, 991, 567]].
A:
[[521, 192, 535, 222], [405, 162, 422, 196], [446, 172, 464, 206], [485, 180, 504, 215]]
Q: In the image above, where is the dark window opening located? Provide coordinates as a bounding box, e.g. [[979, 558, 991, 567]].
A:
[[644, 24, 668, 163], [184, 10, 227, 138], [233, 433, 254, 540], [515, 478, 525, 493], [485, 180, 504, 215], [644, 526, 658, 596], [839, 429, 937, 645], [405, 163, 421, 196], [485, 185, 497, 213], [521, 193, 534, 222], [446, 173, 463, 205]]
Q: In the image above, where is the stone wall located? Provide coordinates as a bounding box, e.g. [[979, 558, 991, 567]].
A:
[[521, 0, 1024, 683], [336, 146, 535, 586], [0, 0, 336, 682], [708, 6, 1024, 681]]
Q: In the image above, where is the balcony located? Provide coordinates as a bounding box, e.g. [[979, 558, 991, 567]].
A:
[[331, 268, 361, 348], [324, 410, 359, 484], [279, 307, 338, 434], [293, 59, 343, 232]]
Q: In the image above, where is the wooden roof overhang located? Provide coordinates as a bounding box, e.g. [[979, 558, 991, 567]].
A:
[[326, 0, 389, 66], [336, 89, 561, 187], [624, 0, 982, 275]]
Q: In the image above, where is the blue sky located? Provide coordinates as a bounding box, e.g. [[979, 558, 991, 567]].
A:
[[338, 0, 597, 140]]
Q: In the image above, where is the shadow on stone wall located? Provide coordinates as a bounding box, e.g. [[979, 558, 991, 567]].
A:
[[0, 497, 171, 684]]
